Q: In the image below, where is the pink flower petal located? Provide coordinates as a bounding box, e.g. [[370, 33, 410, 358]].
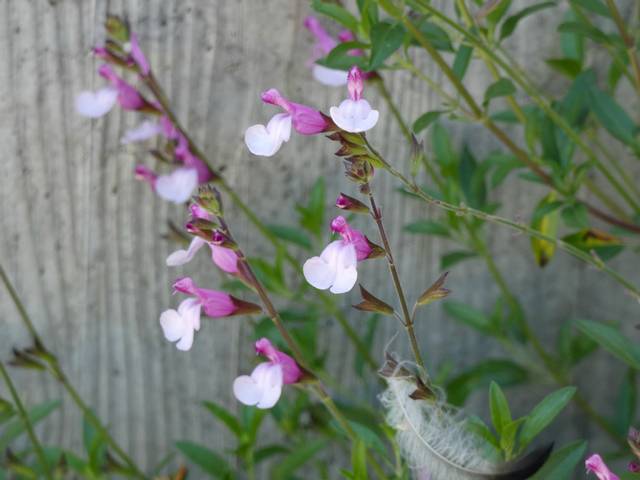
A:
[[75, 87, 118, 118], [330, 98, 379, 133], [155, 168, 199, 204], [129, 33, 150, 76], [166, 237, 207, 267], [586, 454, 620, 480], [211, 245, 239, 273]]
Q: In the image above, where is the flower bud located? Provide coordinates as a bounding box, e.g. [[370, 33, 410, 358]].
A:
[[185, 219, 217, 240], [344, 158, 374, 184], [353, 284, 394, 315], [105, 15, 130, 43], [416, 272, 451, 306], [195, 184, 223, 217], [335, 193, 369, 214], [211, 230, 237, 250]]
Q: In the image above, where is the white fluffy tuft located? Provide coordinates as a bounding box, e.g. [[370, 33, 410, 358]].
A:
[[380, 361, 499, 480]]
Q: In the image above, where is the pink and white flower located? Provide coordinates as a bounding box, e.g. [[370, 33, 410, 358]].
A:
[[233, 338, 302, 409], [245, 89, 328, 157], [329, 66, 379, 133], [160, 277, 261, 351], [75, 64, 155, 118], [135, 165, 199, 204], [127, 33, 150, 76], [303, 215, 372, 294], [585, 454, 619, 480], [166, 205, 239, 273]]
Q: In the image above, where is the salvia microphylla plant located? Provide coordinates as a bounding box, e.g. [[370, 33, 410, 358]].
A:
[[2, 1, 640, 479]]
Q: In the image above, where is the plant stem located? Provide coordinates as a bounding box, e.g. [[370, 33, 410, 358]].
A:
[[0, 361, 53, 479], [143, 71, 379, 374], [365, 186, 426, 372], [605, 0, 640, 96], [372, 75, 413, 143], [0, 264, 147, 479]]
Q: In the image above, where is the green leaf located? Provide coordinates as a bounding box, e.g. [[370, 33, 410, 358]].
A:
[[519, 387, 576, 449], [489, 381, 512, 435], [254, 444, 289, 464], [83, 412, 107, 472], [403, 220, 449, 236], [311, 0, 360, 32], [484, 78, 516, 106], [452, 44, 473, 80], [297, 178, 326, 238], [270, 439, 328, 479], [587, 82, 638, 146], [545, 58, 582, 78], [467, 415, 500, 450], [350, 441, 368, 480], [500, 418, 526, 457], [267, 224, 312, 250], [500, 2, 556, 40], [176, 441, 233, 478], [560, 10, 584, 63], [431, 122, 456, 167], [530, 440, 587, 479], [569, 0, 610, 17], [202, 401, 242, 437], [369, 22, 405, 70], [446, 359, 529, 406], [444, 301, 495, 335], [486, 0, 513, 26], [0, 400, 60, 452], [414, 21, 454, 52], [459, 146, 486, 208], [320, 41, 370, 71], [612, 369, 636, 436], [561, 203, 589, 229], [413, 111, 443, 134], [575, 320, 640, 369], [0, 398, 15, 425], [441, 251, 478, 270], [530, 193, 560, 267]]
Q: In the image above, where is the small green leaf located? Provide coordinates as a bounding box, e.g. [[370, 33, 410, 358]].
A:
[[403, 220, 449, 236], [254, 444, 289, 464], [413, 111, 443, 134], [0, 400, 61, 452], [500, 418, 526, 458], [530, 440, 587, 479], [270, 439, 328, 479], [431, 122, 456, 167], [444, 301, 495, 335], [267, 224, 312, 249], [414, 21, 454, 52], [311, 0, 360, 32], [440, 251, 478, 270], [446, 359, 529, 406], [575, 320, 640, 369], [530, 193, 560, 267], [452, 44, 473, 80], [486, 0, 513, 26], [369, 22, 406, 70], [545, 58, 582, 78], [350, 441, 368, 480], [320, 41, 370, 71], [489, 381, 512, 435], [500, 2, 556, 40], [587, 83, 638, 146], [561, 203, 589, 229], [484, 78, 516, 106], [569, 0, 610, 17], [612, 369, 636, 436], [176, 441, 233, 478], [519, 387, 576, 449], [467, 415, 500, 449], [557, 21, 610, 44], [202, 401, 242, 437]]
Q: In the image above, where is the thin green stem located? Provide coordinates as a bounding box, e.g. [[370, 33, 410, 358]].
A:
[[605, 0, 640, 96], [0, 361, 53, 479], [366, 186, 426, 372], [0, 264, 146, 479], [372, 75, 413, 142]]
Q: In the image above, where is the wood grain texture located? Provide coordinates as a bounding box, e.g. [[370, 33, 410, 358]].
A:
[[0, 0, 638, 475]]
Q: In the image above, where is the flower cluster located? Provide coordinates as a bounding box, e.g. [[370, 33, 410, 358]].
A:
[[75, 20, 211, 204]]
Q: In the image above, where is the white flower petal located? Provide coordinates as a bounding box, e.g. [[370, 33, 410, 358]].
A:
[[329, 99, 379, 133], [329, 265, 358, 294], [155, 168, 199, 204], [175, 327, 195, 351], [252, 363, 284, 409], [312, 65, 348, 86], [159, 309, 188, 342], [75, 87, 118, 118], [120, 120, 162, 144], [177, 298, 202, 332], [244, 114, 291, 156], [166, 237, 207, 266], [303, 256, 336, 290], [233, 375, 263, 406]]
